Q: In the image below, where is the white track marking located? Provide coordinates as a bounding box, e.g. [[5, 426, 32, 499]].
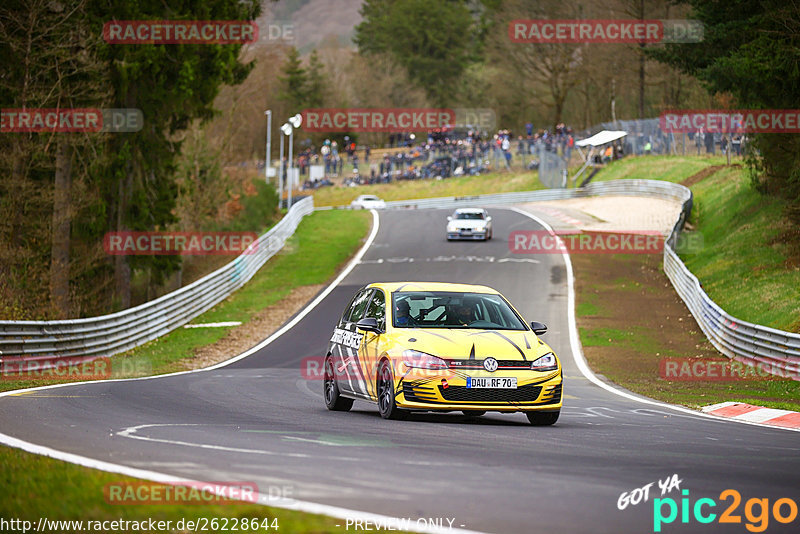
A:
[[0, 431, 483, 534], [117, 424, 312, 458], [0, 209, 381, 399], [0, 210, 488, 534], [509, 206, 800, 433], [0, 205, 793, 534]]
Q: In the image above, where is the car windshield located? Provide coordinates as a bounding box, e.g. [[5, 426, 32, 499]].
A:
[[392, 291, 527, 330], [454, 212, 484, 220]]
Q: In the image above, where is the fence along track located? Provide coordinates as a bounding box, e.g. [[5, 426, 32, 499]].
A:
[[4, 181, 799, 379], [0, 197, 314, 371]]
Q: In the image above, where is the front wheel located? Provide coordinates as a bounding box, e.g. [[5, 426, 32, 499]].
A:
[[324, 354, 353, 411], [526, 410, 559, 426], [377, 360, 408, 420]]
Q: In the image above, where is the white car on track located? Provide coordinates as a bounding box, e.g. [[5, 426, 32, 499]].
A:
[[350, 195, 386, 210], [446, 208, 493, 241]]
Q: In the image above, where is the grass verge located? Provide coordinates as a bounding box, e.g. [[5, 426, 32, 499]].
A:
[[0, 445, 346, 533], [310, 168, 544, 207], [574, 159, 800, 412], [592, 154, 728, 183], [574, 253, 800, 412], [0, 209, 372, 532], [681, 166, 800, 331], [0, 209, 371, 393]]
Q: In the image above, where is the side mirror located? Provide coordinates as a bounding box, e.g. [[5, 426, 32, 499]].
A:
[[447, 216, 452, 221], [356, 317, 382, 334], [530, 321, 547, 335], [486, 216, 492, 222]]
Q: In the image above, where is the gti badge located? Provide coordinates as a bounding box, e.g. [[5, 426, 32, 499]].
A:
[[483, 357, 498, 372]]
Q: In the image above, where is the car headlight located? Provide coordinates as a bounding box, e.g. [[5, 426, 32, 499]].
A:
[[531, 352, 558, 371], [403, 349, 448, 370]]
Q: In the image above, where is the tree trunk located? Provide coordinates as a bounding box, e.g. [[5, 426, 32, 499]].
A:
[[50, 138, 72, 318], [638, 0, 646, 119], [113, 164, 132, 310]]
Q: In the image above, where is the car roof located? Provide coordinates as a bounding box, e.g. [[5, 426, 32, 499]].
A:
[[365, 281, 499, 294], [453, 207, 485, 213]]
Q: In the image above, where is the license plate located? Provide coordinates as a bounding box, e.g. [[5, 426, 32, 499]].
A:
[[466, 377, 517, 389]]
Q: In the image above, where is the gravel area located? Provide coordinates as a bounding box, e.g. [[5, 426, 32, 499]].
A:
[[526, 195, 683, 233]]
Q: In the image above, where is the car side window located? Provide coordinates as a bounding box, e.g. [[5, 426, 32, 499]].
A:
[[348, 289, 374, 323], [341, 293, 360, 323], [365, 289, 386, 331]]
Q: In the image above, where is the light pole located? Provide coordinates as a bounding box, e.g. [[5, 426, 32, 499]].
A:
[[264, 110, 272, 185], [286, 113, 303, 209], [280, 122, 292, 210]]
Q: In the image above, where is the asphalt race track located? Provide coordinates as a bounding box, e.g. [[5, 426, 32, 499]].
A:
[[1, 208, 799, 533]]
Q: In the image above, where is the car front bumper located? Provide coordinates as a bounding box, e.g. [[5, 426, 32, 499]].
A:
[[396, 369, 562, 412], [447, 230, 487, 240]]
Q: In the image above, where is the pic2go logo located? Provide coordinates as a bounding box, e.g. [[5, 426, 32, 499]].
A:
[[653, 489, 798, 532]]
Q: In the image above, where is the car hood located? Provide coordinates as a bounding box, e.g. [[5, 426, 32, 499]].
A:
[[390, 328, 553, 361]]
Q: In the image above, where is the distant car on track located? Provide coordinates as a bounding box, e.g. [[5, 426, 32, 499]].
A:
[[350, 194, 386, 210], [324, 282, 562, 425], [446, 208, 493, 240]]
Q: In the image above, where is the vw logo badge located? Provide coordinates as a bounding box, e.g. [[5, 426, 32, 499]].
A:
[[483, 357, 498, 372]]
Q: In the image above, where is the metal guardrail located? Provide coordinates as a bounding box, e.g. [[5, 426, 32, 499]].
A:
[[0, 197, 315, 371], [4, 180, 798, 378], [351, 179, 800, 378]]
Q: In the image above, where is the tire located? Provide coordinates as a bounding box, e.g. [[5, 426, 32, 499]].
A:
[[377, 360, 408, 420], [462, 410, 486, 417], [526, 410, 559, 426], [324, 354, 353, 411]]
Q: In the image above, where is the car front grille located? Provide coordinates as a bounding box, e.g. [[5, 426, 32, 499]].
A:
[[539, 384, 562, 404], [437, 384, 543, 403], [402, 383, 438, 402], [446, 359, 532, 370]]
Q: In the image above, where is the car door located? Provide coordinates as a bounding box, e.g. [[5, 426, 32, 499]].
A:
[[332, 288, 373, 395], [359, 289, 387, 400]]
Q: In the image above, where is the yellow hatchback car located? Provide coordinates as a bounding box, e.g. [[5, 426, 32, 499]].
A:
[[324, 282, 563, 425]]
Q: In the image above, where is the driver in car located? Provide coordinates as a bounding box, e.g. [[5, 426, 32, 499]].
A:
[[395, 300, 416, 326], [450, 302, 475, 326]]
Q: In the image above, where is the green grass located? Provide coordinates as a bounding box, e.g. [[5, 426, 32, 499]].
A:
[[573, 157, 800, 412], [592, 154, 727, 183], [0, 209, 373, 531], [0, 445, 346, 533], [647, 380, 800, 412], [580, 325, 677, 356], [682, 167, 800, 331], [310, 169, 545, 207], [0, 209, 371, 393], [310, 154, 731, 208]]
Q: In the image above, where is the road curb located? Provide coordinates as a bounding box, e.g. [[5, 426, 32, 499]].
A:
[[702, 402, 800, 429]]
